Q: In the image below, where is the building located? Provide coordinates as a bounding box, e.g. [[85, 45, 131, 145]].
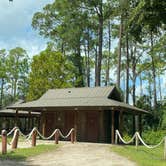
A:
[[0, 100, 40, 132], [8, 86, 148, 143]]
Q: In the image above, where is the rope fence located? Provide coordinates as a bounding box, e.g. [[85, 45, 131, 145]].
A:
[[115, 130, 166, 160], [1, 126, 75, 155]]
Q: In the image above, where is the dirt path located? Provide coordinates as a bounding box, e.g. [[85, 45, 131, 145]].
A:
[[0, 142, 137, 166]]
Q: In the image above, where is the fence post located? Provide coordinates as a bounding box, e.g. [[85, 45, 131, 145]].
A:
[[1, 130, 7, 154], [55, 130, 59, 144], [11, 129, 19, 149], [71, 129, 75, 144], [32, 128, 37, 147], [164, 136, 166, 160], [115, 130, 118, 144], [135, 133, 138, 150]]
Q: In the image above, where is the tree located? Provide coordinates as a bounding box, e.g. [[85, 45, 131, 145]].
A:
[[6, 47, 29, 101], [0, 49, 7, 107], [27, 46, 75, 100], [32, 0, 114, 87]]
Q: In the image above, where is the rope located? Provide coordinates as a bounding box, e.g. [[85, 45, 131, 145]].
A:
[[116, 130, 165, 149], [7, 127, 18, 136], [136, 132, 164, 149], [58, 128, 74, 139], [36, 128, 59, 140], [116, 130, 136, 144], [8, 128, 19, 145], [26, 127, 37, 140]]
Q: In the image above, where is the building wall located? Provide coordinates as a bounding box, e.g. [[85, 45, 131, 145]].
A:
[[42, 110, 119, 143]]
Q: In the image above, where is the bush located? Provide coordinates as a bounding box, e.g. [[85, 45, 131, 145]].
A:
[[142, 130, 166, 145]]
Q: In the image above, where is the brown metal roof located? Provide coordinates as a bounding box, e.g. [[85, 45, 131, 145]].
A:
[[7, 86, 149, 114]]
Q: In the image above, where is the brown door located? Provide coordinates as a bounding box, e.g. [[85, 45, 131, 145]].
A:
[[86, 112, 99, 142], [65, 111, 75, 134], [45, 113, 55, 137]]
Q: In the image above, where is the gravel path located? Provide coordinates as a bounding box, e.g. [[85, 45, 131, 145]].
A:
[[0, 142, 137, 166]]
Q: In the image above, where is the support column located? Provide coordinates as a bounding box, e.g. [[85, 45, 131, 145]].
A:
[[111, 111, 115, 144], [28, 111, 31, 131], [74, 110, 78, 142], [119, 111, 123, 136], [132, 115, 136, 135], [135, 115, 139, 131], [41, 112, 46, 136], [99, 111, 104, 142], [139, 115, 142, 136], [15, 110, 19, 126]]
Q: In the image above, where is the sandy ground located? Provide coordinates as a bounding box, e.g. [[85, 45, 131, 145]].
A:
[[0, 141, 137, 166]]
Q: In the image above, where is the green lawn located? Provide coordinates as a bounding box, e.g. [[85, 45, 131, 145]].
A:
[[0, 144, 59, 160], [111, 145, 166, 166]]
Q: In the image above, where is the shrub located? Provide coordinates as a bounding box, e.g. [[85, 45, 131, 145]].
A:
[[142, 130, 166, 145]]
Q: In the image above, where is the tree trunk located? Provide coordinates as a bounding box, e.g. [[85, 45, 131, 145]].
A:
[[105, 21, 111, 86], [95, 45, 98, 86], [150, 31, 157, 109], [140, 73, 143, 97], [125, 33, 129, 103], [96, 15, 103, 86], [87, 31, 90, 87], [117, 16, 123, 88], [158, 74, 162, 102], [148, 72, 152, 109], [0, 78, 4, 107], [13, 79, 17, 101]]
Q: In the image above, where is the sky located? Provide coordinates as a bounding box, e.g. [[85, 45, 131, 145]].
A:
[[0, 0, 54, 57], [0, 0, 165, 101]]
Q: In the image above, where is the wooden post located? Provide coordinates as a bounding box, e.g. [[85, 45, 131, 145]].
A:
[[32, 129, 37, 147], [164, 136, 166, 160], [139, 115, 142, 136], [1, 130, 7, 154], [28, 111, 31, 131], [15, 110, 18, 126], [135, 115, 139, 131], [119, 111, 123, 136], [132, 115, 136, 135], [55, 130, 59, 144], [111, 111, 115, 144], [71, 129, 75, 144], [11, 129, 19, 149], [74, 111, 78, 142], [41, 112, 46, 137]]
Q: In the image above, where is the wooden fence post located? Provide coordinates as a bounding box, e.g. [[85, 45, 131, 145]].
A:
[[55, 130, 59, 144], [164, 136, 166, 160], [11, 129, 19, 149], [1, 130, 7, 154], [71, 129, 74, 144], [32, 129, 37, 147]]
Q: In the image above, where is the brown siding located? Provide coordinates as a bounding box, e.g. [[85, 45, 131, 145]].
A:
[[42, 110, 111, 143]]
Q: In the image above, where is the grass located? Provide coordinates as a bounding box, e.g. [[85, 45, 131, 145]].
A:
[[0, 144, 59, 161], [111, 144, 166, 166]]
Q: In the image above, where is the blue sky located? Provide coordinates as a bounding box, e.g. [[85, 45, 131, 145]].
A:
[[0, 0, 165, 100], [0, 0, 54, 57]]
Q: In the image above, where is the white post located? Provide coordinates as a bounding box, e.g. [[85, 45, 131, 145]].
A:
[[135, 133, 138, 150], [115, 130, 118, 144], [164, 136, 166, 160]]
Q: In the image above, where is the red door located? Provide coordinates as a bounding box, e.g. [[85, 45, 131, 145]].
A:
[[86, 112, 99, 142]]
